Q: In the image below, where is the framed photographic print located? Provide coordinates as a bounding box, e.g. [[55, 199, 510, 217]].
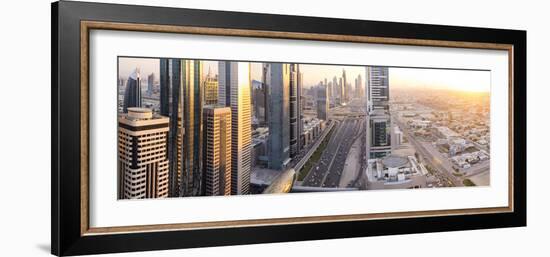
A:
[[51, 1, 526, 256]]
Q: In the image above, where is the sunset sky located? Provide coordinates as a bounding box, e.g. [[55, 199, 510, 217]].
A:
[[118, 57, 490, 93]]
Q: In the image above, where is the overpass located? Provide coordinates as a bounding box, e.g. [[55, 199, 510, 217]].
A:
[[259, 168, 360, 194]]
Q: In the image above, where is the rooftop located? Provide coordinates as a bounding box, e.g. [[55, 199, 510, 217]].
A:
[[381, 155, 409, 168]]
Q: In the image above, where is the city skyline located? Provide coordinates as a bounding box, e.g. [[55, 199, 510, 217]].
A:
[[117, 56, 491, 200], [118, 58, 490, 93]]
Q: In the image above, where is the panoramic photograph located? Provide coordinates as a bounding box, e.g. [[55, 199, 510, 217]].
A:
[[117, 57, 491, 200]]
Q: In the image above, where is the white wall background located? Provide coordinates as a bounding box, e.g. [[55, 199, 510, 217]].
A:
[[0, 0, 546, 256]]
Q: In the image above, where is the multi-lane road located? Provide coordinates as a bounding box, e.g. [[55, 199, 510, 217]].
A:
[[395, 118, 461, 186], [302, 99, 366, 188], [394, 117, 490, 187]]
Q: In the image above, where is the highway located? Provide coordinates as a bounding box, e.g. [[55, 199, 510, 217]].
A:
[[323, 118, 364, 187], [302, 99, 366, 188], [292, 120, 336, 173], [302, 119, 347, 186]]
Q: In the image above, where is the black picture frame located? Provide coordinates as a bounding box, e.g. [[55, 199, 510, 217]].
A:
[[51, 1, 526, 256]]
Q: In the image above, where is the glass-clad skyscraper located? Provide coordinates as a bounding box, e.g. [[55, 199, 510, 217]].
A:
[[317, 83, 328, 121], [218, 61, 252, 195], [160, 59, 204, 197], [181, 60, 204, 196], [289, 64, 299, 158], [123, 68, 142, 113], [264, 63, 291, 170], [160, 58, 182, 197], [202, 106, 232, 196]]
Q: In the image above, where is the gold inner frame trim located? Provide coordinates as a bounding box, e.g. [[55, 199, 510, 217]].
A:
[[80, 20, 514, 236]]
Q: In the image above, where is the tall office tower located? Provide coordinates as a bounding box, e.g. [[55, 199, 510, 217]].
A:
[[203, 68, 218, 105], [297, 67, 303, 152], [218, 61, 252, 195], [261, 64, 270, 124], [159, 59, 204, 197], [365, 66, 391, 159], [332, 76, 339, 103], [123, 68, 142, 113], [289, 64, 299, 158], [354, 78, 358, 98], [317, 83, 328, 121], [366, 66, 390, 111], [342, 69, 348, 103], [159, 58, 183, 197], [218, 62, 231, 107], [355, 74, 363, 99], [202, 106, 232, 196], [181, 60, 204, 196], [118, 108, 169, 199], [327, 81, 333, 102], [252, 80, 266, 125], [147, 73, 155, 96], [264, 63, 291, 170], [338, 77, 344, 105]]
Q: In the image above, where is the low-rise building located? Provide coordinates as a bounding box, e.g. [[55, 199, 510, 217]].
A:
[[364, 155, 427, 190], [301, 117, 324, 148]]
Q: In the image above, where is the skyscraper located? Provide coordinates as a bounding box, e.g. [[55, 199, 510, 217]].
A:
[[118, 108, 169, 199], [366, 66, 390, 111], [289, 64, 299, 158], [147, 72, 155, 96], [159, 58, 182, 197], [261, 64, 270, 125], [181, 60, 204, 196], [159, 59, 204, 197], [355, 74, 363, 99], [218, 61, 252, 195], [327, 81, 333, 102], [338, 77, 344, 105], [218, 62, 231, 107], [297, 67, 303, 152], [203, 67, 218, 105], [202, 106, 232, 196], [342, 69, 348, 103], [317, 83, 328, 121], [365, 66, 391, 159], [332, 76, 339, 104], [123, 68, 142, 113], [252, 79, 266, 125], [264, 63, 291, 170]]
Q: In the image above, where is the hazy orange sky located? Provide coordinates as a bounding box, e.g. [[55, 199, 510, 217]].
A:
[[118, 57, 490, 93]]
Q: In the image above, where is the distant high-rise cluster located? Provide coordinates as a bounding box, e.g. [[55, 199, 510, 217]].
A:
[[321, 69, 356, 106]]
